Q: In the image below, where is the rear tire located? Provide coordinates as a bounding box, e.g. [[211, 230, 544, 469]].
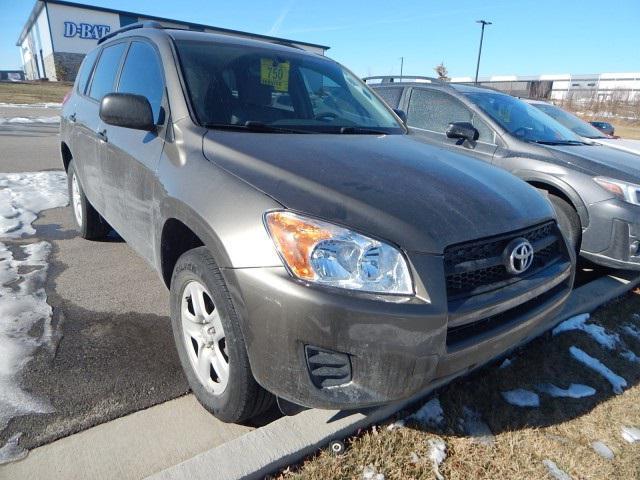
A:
[[67, 160, 111, 240], [548, 194, 581, 253], [170, 246, 274, 423]]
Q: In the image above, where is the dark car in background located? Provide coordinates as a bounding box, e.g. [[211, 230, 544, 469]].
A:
[[368, 76, 640, 270], [590, 121, 616, 137], [59, 24, 574, 423]]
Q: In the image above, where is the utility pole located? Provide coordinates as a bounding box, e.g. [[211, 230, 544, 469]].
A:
[[474, 20, 492, 85], [400, 57, 404, 80]]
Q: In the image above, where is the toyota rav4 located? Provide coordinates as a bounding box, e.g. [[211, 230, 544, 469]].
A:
[[60, 23, 574, 422]]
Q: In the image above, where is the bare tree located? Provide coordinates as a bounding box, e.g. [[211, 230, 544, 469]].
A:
[[434, 62, 450, 82]]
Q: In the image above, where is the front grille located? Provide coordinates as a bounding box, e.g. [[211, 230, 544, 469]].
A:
[[444, 222, 564, 300]]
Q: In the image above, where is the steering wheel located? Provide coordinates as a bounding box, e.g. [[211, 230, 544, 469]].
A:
[[315, 112, 338, 122]]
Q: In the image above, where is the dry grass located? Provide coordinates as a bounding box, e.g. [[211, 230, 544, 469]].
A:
[[0, 81, 72, 104], [274, 290, 640, 480], [608, 121, 640, 140]]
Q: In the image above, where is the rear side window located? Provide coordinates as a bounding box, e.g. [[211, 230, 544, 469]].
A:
[[76, 49, 99, 95], [408, 88, 494, 143], [117, 41, 165, 123], [375, 87, 403, 108], [89, 43, 127, 101]]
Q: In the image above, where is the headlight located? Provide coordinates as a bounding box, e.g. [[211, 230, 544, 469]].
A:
[[264, 211, 413, 294], [594, 177, 640, 205]]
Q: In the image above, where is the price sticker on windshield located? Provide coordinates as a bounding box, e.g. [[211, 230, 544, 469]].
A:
[[260, 59, 290, 92]]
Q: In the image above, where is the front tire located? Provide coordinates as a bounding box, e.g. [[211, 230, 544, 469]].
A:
[[67, 160, 111, 239], [170, 247, 273, 423], [549, 194, 581, 253]]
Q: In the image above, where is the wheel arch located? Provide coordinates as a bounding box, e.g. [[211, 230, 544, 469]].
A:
[[61, 142, 72, 172], [519, 172, 589, 228]]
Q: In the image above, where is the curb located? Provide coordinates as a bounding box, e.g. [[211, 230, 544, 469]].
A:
[[147, 271, 640, 480]]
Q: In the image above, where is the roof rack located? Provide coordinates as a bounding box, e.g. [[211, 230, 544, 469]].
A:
[[362, 75, 443, 84], [97, 21, 163, 45]]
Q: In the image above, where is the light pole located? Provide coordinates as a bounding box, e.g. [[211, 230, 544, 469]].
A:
[[400, 57, 404, 80], [474, 20, 492, 85]]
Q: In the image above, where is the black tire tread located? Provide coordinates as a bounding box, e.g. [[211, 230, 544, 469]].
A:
[[548, 193, 581, 253]]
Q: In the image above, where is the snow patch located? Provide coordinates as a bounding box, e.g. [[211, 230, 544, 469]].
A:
[[498, 358, 512, 369], [569, 346, 627, 394], [362, 464, 384, 480], [0, 432, 27, 465], [407, 398, 444, 428], [0, 241, 55, 432], [621, 426, 640, 443], [553, 313, 620, 350], [0, 102, 61, 109], [0, 172, 68, 238], [536, 383, 596, 398], [501, 388, 540, 407], [386, 419, 405, 431], [591, 441, 614, 460], [0, 116, 60, 125], [543, 459, 572, 480], [620, 350, 640, 363], [459, 407, 495, 446], [427, 437, 446, 480], [621, 323, 640, 341]]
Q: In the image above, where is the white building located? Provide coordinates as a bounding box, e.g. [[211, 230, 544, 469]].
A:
[[17, 0, 329, 82], [450, 73, 640, 102]]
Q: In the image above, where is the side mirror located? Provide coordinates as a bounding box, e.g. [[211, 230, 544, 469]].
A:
[[99, 93, 155, 131], [393, 108, 407, 125], [446, 121, 479, 142]]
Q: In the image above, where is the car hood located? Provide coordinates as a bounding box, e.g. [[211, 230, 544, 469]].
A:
[[202, 132, 554, 254], [592, 138, 640, 157], [544, 143, 640, 183]]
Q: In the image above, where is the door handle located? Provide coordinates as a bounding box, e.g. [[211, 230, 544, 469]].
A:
[[69, 113, 76, 122], [97, 129, 108, 143]]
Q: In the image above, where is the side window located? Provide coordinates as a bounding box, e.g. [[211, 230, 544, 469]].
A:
[[117, 41, 165, 123], [374, 87, 403, 109], [76, 48, 99, 95], [408, 89, 495, 143], [89, 43, 127, 101]]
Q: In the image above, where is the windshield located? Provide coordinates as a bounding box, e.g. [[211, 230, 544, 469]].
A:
[[532, 103, 607, 139], [174, 39, 404, 134], [465, 91, 585, 144]]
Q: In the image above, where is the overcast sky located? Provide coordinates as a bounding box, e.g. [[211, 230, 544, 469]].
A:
[[1, 0, 639, 77]]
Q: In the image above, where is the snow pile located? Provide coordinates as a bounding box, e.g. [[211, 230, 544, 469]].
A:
[[408, 397, 444, 428], [501, 389, 540, 407], [0, 172, 68, 238], [569, 346, 627, 394], [362, 464, 384, 480], [621, 426, 640, 443], [0, 433, 27, 465], [543, 459, 572, 480], [536, 383, 596, 398], [0, 241, 56, 432], [591, 441, 614, 460], [0, 116, 60, 125], [459, 407, 495, 446], [553, 313, 620, 350], [386, 419, 405, 431], [427, 437, 446, 480]]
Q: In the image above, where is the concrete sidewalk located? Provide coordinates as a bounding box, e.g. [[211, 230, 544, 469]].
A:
[[0, 395, 252, 480]]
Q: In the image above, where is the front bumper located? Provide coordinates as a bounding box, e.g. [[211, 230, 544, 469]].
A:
[[581, 198, 640, 270], [223, 252, 573, 410]]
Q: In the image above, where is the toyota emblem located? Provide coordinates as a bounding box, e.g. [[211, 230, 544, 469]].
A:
[[503, 238, 534, 275]]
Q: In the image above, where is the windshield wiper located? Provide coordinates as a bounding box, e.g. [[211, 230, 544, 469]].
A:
[[339, 126, 389, 135], [203, 121, 312, 134], [532, 140, 589, 146]]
